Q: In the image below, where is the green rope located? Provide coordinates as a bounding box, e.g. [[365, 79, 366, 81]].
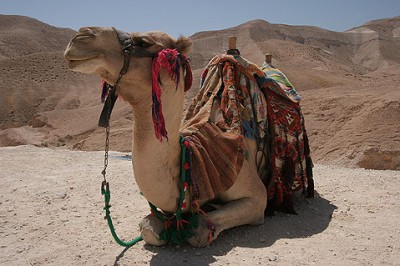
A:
[[100, 136, 199, 246], [101, 182, 143, 247], [176, 137, 187, 220], [147, 136, 199, 245]]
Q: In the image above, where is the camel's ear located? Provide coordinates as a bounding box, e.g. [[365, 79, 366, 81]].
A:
[[132, 35, 163, 50], [176, 36, 192, 55]]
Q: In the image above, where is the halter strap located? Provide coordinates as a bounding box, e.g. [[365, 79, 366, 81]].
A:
[[98, 28, 157, 128]]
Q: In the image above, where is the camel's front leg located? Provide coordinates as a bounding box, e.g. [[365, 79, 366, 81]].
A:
[[140, 214, 168, 246], [187, 162, 267, 247]]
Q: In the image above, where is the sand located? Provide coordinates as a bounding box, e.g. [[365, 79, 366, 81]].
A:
[[1, 145, 399, 265]]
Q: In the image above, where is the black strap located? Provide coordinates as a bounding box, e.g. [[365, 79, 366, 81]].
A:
[[113, 28, 157, 59], [98, 29, 157, 128], [98, 87, 118, 128]]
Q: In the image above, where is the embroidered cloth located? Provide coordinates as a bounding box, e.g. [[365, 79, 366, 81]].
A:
[[181, 54, 312, 206]]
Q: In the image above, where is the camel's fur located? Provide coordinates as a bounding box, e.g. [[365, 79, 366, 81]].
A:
[[64, 27, 267, 247]]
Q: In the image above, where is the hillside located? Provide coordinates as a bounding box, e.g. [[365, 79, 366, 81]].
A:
[[0, 15, 399, 169], [0, 15, 75, 58], [0, 15, 101, 147]]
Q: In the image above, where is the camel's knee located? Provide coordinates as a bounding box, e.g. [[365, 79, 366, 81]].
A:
[[139, 214, 167, 246], [187, 215, 214, 247], [248, 197, 267, 225], [245, 177, 268, 221]]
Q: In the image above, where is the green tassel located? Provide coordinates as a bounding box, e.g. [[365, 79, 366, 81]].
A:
[[159, 213, 199, 244]]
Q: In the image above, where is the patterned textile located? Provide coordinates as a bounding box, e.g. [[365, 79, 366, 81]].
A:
[[261, 62, 301, 103], [182, 54, 313, 210], [257, 75, 311, 206], [182, 123, 244, 201], [182, 54, 267, 202], [184, 55, 268, 141]]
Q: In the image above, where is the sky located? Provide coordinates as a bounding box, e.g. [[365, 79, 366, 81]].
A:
[[1, 0, 399, 38]]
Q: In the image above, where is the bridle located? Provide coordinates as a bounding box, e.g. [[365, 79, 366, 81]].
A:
[[98, 28, 157, 128], [98, 28, 159, 247]]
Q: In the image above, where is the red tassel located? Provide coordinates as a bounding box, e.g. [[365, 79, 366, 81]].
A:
[[164, 220, 172, 229], [151, 57, 168, 142], [151, 49, 193, 141], [176, 219, 189, 229]]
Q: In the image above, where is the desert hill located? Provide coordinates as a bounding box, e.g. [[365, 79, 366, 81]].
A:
[[0, 14, 399, 170], [0, 15, 75, 59]]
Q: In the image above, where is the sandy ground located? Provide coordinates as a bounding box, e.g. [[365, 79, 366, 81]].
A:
[[1, 145, 399, 266]]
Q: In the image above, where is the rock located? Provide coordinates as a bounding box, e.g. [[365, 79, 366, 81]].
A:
[[359, 149, 400, 170]]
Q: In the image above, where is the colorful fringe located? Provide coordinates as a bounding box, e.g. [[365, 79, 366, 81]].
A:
[[151, 49, 192, 142], [149, 137, 207, 245]]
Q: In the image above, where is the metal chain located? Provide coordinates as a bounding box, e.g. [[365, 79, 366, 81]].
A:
[[101, 81, 117, 183], [102, 125, 110, 182]]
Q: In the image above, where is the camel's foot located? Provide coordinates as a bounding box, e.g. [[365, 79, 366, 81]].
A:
[[139, 214, 167, 246], [187, 215, 217, 247]]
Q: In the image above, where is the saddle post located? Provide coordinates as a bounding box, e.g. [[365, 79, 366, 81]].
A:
[[227, 36, 240, 55], [265, 53, 272, 64]]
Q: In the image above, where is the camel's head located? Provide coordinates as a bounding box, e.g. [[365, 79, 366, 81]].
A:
[[64, 27, 192, 83]]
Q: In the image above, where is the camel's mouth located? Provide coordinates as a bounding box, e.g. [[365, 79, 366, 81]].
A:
[[65, 54, 99, 63], [64, 53, 100, 70]]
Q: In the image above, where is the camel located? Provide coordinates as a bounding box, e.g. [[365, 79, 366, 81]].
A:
[[64, 27, 267, 247]]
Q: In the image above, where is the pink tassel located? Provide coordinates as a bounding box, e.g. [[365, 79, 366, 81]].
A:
[[151, 58, 168, 142], [151, 49, 193, 142]]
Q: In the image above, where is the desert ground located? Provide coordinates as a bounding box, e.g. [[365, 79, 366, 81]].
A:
[[1, 145, 399, 265]]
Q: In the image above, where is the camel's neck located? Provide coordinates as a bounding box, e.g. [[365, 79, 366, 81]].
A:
[[128, 77, 184, 213]]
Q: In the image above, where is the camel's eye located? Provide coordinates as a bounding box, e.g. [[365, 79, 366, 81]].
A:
[[74, 28, 95, 41]]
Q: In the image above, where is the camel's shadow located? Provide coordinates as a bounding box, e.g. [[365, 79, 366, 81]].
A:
[[115, 192, 336, 266]]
